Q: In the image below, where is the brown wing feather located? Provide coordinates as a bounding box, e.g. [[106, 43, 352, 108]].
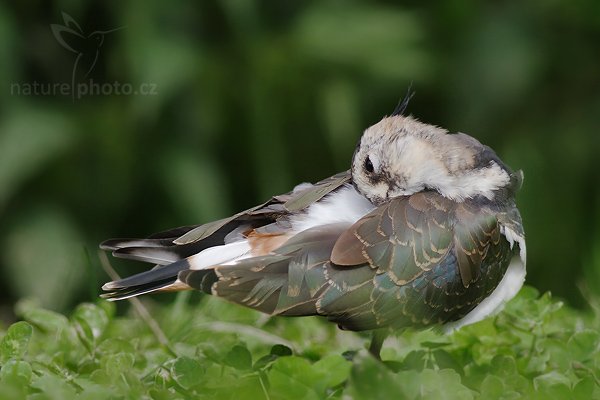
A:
[[247, 231, 294, 256], [331, 192, 456, 283], [330, 191, 510, 288]]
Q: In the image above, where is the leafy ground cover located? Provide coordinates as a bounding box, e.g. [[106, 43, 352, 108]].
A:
[[0, 286, 598, 399]]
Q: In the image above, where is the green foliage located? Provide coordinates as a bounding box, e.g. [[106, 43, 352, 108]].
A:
[[0, 322, 32, 363], [0, 287, 598, 399]]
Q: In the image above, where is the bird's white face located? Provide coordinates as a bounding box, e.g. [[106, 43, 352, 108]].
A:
[[352, 115, 512, 204]]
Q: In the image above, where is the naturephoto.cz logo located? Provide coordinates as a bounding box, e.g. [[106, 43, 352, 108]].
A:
[[11, 80, 158, 98], [10, 12, 158, 100]]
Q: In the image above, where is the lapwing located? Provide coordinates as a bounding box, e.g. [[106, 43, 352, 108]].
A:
[[101, 98, 526, 358]]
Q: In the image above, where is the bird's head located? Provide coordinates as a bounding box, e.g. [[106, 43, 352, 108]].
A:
[[352, 115, 521, 205]]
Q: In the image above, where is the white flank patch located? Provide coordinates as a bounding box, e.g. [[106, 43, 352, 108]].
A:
[[443, 230, 527, 333], [289, 184, 376, 233], [188, 185, 373, 270], [188, 240, 252, 270]]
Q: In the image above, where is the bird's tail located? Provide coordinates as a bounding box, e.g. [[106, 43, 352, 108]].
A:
[[101, 259, 193, 300], [100, 238, 251, 301]]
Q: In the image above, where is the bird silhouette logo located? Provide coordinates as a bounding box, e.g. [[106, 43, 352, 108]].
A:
[[51, 12, 123, 98]]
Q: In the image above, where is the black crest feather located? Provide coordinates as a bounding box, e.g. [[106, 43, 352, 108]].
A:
[[391, 84, 415, 117]]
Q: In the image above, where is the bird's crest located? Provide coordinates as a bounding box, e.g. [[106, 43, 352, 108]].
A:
[[391, 84, 416, 117]]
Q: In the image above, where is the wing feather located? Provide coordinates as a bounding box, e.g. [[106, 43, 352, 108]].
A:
[[324, 192, 520, 329]]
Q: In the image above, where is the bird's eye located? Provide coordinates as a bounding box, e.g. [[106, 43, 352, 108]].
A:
[[364, 156, 374, 173]]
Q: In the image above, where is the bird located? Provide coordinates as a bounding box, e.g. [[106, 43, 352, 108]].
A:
[[100, 96, 526, 358]]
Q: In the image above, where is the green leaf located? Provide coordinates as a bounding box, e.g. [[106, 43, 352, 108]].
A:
[[224, 344, 253, 370], [433, 349, 464, 375], [20, 306, 69, 333], [489, 355, 517, 377], [480, 375, 505, 399], [101, 353, 135, 376], [72, 303, 109, 351], [568, 330, 600, 362], [30, 373, 77, 399], [572, 376, 595, 400], [401, 350, 427, 371], [96, 338, 135, 357], [96, 301, 116, 322], [398, 369, 474, 400], [312, 355, 352, 388], [254, 342, 294, 370], [346, 353, 406, 399], [0, 321, 33, 363], [253, 354, 278, 370], [421, 340, 452, 349], [270, 344, 293, 357], [170, 356, 205, 390], [76, 378, 117, 400], [268, 356, 321, 400], [149, 387, 184, 400], [533, 371, 572, 398], [0, 360, 32, 385], [541, 338, 571, 371]]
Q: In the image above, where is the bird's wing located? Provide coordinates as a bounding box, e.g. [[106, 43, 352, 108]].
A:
[[281, 170, 352, 211], [179, 222, 349, 316], [330, 192, 499, 286], [170, 170, 351, 245], [179, 192, 519, 331], [100, 171, 351, 266], [320, 192, 517, 330]]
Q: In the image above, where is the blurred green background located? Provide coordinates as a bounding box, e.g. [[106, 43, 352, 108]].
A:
[[0, 0, 598, 318]]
